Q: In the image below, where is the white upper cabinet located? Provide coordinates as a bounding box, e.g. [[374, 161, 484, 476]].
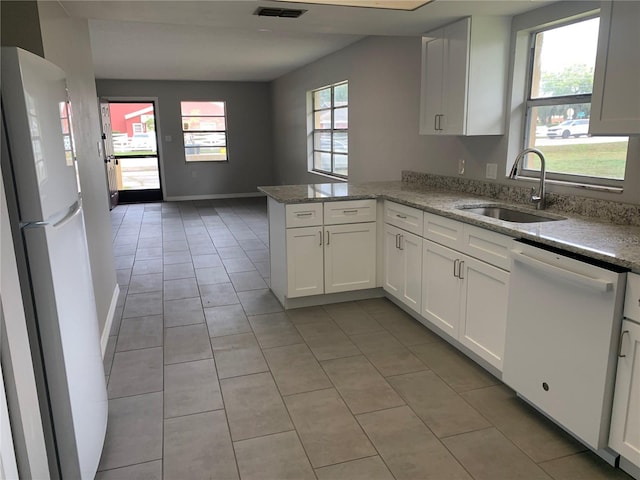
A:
[[419, 16, 511, 136], [590, 0, 640, 135]]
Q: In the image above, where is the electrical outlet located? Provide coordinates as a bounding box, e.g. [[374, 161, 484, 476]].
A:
[[486, 163, 498, 179], [458, 159, 465, 175]]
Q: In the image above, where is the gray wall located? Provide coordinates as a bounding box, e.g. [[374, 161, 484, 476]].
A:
[[271, 30, 640, 205], [37, 1, 118, 337], [95, 80, 274, 199], [271, 35, 467, 185], [0, 1, 43, 57]]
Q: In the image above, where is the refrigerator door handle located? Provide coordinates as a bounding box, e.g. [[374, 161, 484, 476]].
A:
[[52, 202, 82, 228]]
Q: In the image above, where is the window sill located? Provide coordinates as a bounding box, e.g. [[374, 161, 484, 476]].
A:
[[514, 175, 623, 194], [309, 169, 348, 182]]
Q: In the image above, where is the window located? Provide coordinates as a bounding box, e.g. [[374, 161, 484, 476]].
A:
[[522, 16, 628, 185], [311, 81, 348, 178], [181, 101, 228, 162]]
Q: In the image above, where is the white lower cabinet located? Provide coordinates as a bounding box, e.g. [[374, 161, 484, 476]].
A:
[[383, 223, 422, 313], [421, 240, 462, 338], [609, 318, 640, 469], [286, 222, 376, 299], [421, 238, 509, 370], [324, 222, 377, 294], [459, 256, 509, 370], [286, 226, 324, 298]]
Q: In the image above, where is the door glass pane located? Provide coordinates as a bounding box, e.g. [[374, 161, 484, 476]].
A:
[[530, 18, 599, 99], [334, 107, 348, 129], [118, 157, 160, 189]]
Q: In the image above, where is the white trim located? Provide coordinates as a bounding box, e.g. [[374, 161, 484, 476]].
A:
[[165, 192, 266, 202], [101, 284, 120, 357]]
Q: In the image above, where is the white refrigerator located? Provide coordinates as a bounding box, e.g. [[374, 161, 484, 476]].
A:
[[1, 47, 107, 478]]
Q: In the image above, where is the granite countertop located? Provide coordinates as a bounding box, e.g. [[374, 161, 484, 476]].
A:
[[259, 181, 640, 272]]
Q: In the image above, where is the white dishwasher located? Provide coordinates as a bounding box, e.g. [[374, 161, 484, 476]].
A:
[[503, 240, 626, 451]]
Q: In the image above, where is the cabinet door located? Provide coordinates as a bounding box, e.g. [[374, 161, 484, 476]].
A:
[[400, 230, 423, 313], [609, 319, 640, 465], [420, 32, 445, 134], [286, 227, 324, 298], [383, 224, 404, 300], [459, 255, 509, 370], [441, 18, 470, 135], [325, 222, 376, 294], [590, 0, 640, 135], [421, 239, 461, 338]]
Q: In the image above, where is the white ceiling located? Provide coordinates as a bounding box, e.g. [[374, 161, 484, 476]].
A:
[[59, 0, 553, 81]]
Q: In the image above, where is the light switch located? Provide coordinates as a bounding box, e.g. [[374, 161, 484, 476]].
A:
[[486, 163, 498, 179]]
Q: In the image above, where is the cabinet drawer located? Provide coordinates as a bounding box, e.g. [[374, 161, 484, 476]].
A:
[[286, 203, 323, 228], [462, 224, 512, 271], [624, 273, 640, 322], [384, 201, 424, 236], [323, 199, 376, 225], [423, 212, 463, 249]]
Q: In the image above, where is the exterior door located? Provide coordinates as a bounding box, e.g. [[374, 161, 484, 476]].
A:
[[99, 100, 118, 208], [107, 101, 162, 203]]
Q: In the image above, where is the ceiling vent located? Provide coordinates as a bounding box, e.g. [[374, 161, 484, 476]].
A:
[[254, 7, 307, 18]]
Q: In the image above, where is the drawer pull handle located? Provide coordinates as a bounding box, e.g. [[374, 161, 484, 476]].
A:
[[453, 259, 459, 278], [396, 214, 407, 219], [296, 212, 313, 217], [319, 230, 323, 246], [395, 233, 400, 249], [326, 230, 330, 245], [618, 330, 630, 358], [399, 235, 404, 251], [458, 260, 464, 279], [343, 209, 359, 214]]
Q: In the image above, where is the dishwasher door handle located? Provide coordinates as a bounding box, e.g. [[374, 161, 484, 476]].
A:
[[511, 249, 614, 292]]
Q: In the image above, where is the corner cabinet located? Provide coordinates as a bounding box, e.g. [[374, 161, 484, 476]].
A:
[[419, 16, 510, 136], [383, 202, 424, 314], [268, 198, 377, 307], [590, 0, 640, 135]]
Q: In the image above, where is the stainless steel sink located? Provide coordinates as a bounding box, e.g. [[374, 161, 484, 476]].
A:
[[458, 205, 564, 223]]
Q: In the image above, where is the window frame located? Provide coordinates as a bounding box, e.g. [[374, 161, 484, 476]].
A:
[[180, 101, 229, 163], [310, 81, 348, 179], [518, 14, 628, 188]]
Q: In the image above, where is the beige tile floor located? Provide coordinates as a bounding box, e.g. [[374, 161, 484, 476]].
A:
[[98, 198, 631, 480]]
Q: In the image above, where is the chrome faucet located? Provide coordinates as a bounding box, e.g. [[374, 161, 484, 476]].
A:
[[509, 148, 547, 210]]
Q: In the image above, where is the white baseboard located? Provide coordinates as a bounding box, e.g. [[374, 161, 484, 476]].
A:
[[165, 192, 266, 202], [101, 284, 120, 358]]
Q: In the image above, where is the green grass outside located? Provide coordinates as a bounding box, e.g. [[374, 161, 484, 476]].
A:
[[530, 141, 627, 179]]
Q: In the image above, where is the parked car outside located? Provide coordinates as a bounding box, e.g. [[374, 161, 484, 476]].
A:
[[546, 119, 590, 139]]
